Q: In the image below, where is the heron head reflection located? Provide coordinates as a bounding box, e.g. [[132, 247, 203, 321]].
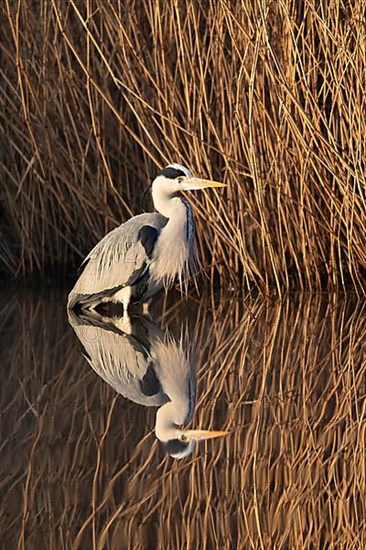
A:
[[68, 309, 228, 458]]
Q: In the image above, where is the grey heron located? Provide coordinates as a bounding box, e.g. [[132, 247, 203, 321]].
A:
[[67, 163, 226, 312], [68, 309, 228, 458]]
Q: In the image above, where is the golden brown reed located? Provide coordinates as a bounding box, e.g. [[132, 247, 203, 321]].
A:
[[1, 288, 366, 548], [1, 1, 366, 291]]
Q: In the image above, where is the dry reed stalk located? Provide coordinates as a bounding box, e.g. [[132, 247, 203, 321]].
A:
[[1, 1, 366, 291]]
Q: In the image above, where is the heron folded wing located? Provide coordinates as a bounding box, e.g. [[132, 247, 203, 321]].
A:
[[69, 312, 167, 407], [68, 213, 166, 308]]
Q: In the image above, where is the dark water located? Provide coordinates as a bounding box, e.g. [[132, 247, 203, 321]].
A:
[[1, 288, 366, 549]]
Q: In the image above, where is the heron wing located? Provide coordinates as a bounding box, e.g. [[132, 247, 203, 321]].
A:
[[68, 213, 167, 308], [68, 309, 167, 407]]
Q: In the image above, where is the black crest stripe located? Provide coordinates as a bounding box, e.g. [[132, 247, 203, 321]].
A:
[[161, 439, 190, 456], [157, 167, 186, 179]]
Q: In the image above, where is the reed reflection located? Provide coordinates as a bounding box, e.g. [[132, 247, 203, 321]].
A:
[[3, 291, 366, 548], [68, 309, 227, 458]]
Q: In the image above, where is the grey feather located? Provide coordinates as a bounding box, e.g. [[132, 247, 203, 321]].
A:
[[68, 213, 167, 309], [68, 309, 169, 407]]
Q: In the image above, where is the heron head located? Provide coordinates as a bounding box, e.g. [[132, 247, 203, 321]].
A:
[[161, 436, 196, 459], [159, 428, 229, 459], [152, 163, 226, 198]]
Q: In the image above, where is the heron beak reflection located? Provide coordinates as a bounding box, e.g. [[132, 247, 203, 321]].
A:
[[180, 177, 227, 191], [184, 429, 230, 441]]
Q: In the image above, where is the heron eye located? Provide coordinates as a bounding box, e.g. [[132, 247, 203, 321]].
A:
[[177, 176, 183, 184], [180, 434, 188, 443]]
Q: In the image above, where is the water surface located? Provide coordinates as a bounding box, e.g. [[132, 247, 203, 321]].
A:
[[1, 288, 365, 548]]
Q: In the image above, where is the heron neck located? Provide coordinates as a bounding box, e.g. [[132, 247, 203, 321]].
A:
[[150, 193, 194, 284], [155, 401, 188, 442], [152, 187, 186, 219], [154, 195, 191, 247]]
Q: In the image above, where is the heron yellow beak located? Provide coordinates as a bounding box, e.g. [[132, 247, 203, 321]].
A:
[[184, 429, 230, 441], [180, 177, 227, 191]]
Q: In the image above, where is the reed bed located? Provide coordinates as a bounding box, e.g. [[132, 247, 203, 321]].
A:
[[1, 289, 366, 548], [1, 1, 366, 291]]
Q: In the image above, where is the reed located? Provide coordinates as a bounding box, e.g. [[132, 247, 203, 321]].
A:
[[1, 289, 366, 548], [1, 1, 366, 292]]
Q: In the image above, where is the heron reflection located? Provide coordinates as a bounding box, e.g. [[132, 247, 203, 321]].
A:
[[68, 310, 227, 458]]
